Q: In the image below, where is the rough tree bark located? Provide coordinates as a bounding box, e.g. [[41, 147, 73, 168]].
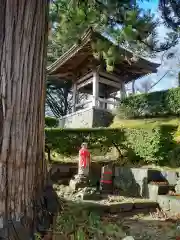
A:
[[0, 0, 49, 231]]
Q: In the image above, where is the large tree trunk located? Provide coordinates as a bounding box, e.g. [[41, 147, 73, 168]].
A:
[[0, 0, 49, 232]]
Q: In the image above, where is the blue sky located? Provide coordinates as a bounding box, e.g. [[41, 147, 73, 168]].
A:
[[129, 0, 180, 93], [140, 0, 159, 12]]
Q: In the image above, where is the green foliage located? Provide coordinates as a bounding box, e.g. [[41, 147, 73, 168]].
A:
[[48, 0, 177, 69], [45, 128, 125, 156], [125, 125, 177, 163], [45, 124, 177, 164], [159, 0, 180, 31], [45, 117, 59, 127], [55, 201, 126, 239], [111, 117, 180, 129], [117, 87, 180, 119], [34, 233, 41, 240]]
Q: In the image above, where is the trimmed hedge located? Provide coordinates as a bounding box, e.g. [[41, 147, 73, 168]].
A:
[[45, 116, 59, 127], [45, 128, 125, 156], [45, 124, 177, 164], [117, 87, 180, 119], [124, 125, 177, 163]]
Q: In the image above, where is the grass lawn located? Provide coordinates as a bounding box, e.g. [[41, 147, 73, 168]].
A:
[[110, 117, 180, 129]]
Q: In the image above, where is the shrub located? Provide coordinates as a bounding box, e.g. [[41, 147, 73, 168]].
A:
[[45, 116, 59, 127], [124, 125, 177, 164], [117, 87, 180, 119], [45, 124, 177, 165]]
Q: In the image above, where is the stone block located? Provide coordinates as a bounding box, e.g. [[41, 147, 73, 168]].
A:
[[69, 179, 87, 190], [131, 168, 148, 182], [157, 195, 170, 211], [136, 180, 149, 198], [92, 108, 113, 127], [122, 237, 134, 240], [75, 187, 101, 201], [109, 203, 133, 213], [81, 192, 101, 200], [113, 167, 177, 199], [134, 201, 158, 209], [115, 167, 148, 182], [147, 184, 159, 201], [59, 107, 113, 128], [169, 196, 180, 213], [114, 167, 145, 197], [161, 171, 178, 185], [147, 169, 161, 182], [158, 185, 175, 194], [147, 183, 175, 201]]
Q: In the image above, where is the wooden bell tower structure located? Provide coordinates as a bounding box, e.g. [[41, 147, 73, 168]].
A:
[[47, 29, 159, 128]]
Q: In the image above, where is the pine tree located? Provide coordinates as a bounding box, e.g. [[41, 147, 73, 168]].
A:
[[159, 0, 180, 30]]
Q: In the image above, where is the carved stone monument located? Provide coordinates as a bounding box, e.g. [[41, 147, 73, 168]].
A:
[[69, 143, 91, 190]]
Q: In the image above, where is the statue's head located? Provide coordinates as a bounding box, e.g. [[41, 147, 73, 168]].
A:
[[81, 142, 88, 149]]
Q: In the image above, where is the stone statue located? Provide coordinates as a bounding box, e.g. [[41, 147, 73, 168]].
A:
[[78, 142, 90, 177], [69, 142, 91, 190]]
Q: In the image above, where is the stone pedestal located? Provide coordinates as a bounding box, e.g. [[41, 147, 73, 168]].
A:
[[76, 187, 101, 200], [69, 174, 89, 191]]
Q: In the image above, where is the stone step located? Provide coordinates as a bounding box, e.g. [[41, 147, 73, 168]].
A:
[[148, 183, 175, 201], [80, 200, 158, 214]]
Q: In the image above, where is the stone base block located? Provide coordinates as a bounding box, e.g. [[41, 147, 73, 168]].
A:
[[169, 196, 180, 213], [69, 179, 86, 190], [157, 195, 170, 211], [148, 183, 175, 201], [158, 195, 180, 213], [134, 201, 158, 209], [69, 174, 89, 190], [109, 203, 133, 213], [161, 171, 179, 185], [122, 237, 134, 240], [76, 187, 101, 201]]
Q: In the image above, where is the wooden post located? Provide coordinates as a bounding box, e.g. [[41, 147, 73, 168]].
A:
[[120, 81, 126, 99], [72, 82, 77, 112], [92, 70, 99, 107], [104, 92, 108, 109]]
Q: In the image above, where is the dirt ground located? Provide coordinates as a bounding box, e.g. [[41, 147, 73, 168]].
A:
[[54, 184, 178, 239], [111, 213, 177, 240]]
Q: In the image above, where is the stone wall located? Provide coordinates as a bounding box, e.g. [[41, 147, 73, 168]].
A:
[[59, 107, 113, 128], [114, 168, 149, 197], [50, 163, 179, 198], [114, 167, 179, 198], [92, 108, 114, 127], [59, 108, 93, 128]]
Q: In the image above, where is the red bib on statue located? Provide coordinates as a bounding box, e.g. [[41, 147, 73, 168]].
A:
[[79, 148, 90, 168]]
